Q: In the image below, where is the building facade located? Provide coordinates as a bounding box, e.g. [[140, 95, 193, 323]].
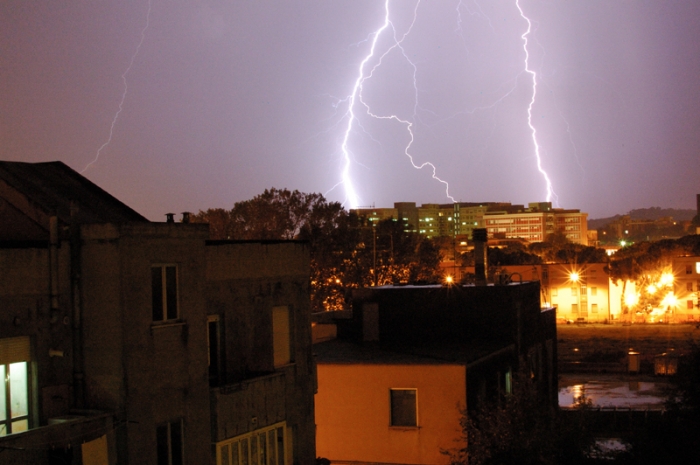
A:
[[314, 282, 557, 465], [0, 162, 315, 465], [353, 201, 588, 244]]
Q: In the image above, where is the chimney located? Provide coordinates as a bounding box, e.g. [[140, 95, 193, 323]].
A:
[[181, 212, 191, 224], [165, 213, 175, 223], [473, 228, 488, 285]]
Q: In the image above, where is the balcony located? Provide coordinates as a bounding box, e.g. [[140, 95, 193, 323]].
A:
[[0, 410, 113, 464], [211, 366, 296, 442]]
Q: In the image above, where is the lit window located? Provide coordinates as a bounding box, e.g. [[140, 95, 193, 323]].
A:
[[591, 287, 597, 296], [696, 262, 700, 274], [390, 389, 417, 427], [152, 265, 178, 321], [1, 337, 30, 436], [157, 419, 183, 465]]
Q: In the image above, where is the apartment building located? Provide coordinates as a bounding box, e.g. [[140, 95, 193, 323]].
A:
[[0, 161, 315, 465]]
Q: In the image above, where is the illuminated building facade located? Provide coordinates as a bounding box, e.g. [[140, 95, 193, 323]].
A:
[[484, 202, 588, 245], [460, 263, 622, 323], [672, 256, 700, 322], [353, 201, 588, 244]]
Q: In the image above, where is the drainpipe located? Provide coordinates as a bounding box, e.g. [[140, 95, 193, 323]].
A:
[[49, 216, 60, 311], [70, 203, 85, 408]]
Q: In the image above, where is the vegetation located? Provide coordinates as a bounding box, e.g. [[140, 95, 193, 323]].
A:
[[460, 231, 606, 271], [615, 343, 700, 464], [445, 367, 599, 465], [193, 188, 443, 312]]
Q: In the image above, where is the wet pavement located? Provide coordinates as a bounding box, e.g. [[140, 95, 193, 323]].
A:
[[559, 374, 670, 410]]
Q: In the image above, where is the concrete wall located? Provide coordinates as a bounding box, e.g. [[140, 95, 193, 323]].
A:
[[206, 241, 316, 465], [81, 222, 211, 465], [316, 363, 465, 465], [0, 243, 74, 425]]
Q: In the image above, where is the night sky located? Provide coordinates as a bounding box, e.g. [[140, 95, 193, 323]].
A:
[[2, 1, 699, 221]]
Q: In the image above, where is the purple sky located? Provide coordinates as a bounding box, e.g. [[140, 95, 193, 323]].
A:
[[2, 1, 699, 221]]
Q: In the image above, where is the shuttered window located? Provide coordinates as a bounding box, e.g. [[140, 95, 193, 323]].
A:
[[272, 306, 291, 368]]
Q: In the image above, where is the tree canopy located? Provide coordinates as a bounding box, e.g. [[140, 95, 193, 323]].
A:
[[193, 188, 443, 311]]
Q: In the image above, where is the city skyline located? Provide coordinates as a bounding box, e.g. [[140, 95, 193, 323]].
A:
[[2, 1, 700, 221]]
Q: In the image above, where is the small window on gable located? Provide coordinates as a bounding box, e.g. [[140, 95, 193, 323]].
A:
[[152, 265, 178, 322], [390, 389, 417, 427]]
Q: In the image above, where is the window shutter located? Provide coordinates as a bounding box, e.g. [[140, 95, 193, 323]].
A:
[[0, 336, 31, 365], [272, 306, 291, 367]]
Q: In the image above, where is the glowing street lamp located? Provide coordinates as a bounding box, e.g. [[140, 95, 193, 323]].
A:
[[624, 291, 639, 308], [569, 272, 580, 283], [659, 272, 674, 287]]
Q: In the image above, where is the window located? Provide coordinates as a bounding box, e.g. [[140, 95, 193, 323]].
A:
[[390, 389, 417, 427], [551, 288, 558, 297], [152, 265, 178, 321], [688, 300, 694, 310], [572, 304, 579, 314], [687, 282, 694, 292], [591, 303, 599, 313], [157, 419, 183, 465], [216, 422, 286, 465], [1, 337, 30, 436], [686, 264, 692, 275], [272, 306, 292, 368], [571, 287, 578, 297], [697, 262, 700, 274], [591, 287, 597, 297]]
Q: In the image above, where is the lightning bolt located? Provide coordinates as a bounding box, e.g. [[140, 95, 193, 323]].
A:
[[81, 0, 152, 173], [336, 0, 455, 209], [516, 0, 558, 205]]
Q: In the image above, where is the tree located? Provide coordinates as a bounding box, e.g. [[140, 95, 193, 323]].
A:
[[445, 367, 598, 465], [191, 208, 236, 240], [192, 189, 445, 311]]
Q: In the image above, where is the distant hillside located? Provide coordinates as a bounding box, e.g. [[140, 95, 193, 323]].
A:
[[588, 207, 697, 229]]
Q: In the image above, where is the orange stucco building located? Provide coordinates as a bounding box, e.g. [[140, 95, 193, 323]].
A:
[[313, 280, 557, 465], [316, 360, 465, 464]]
